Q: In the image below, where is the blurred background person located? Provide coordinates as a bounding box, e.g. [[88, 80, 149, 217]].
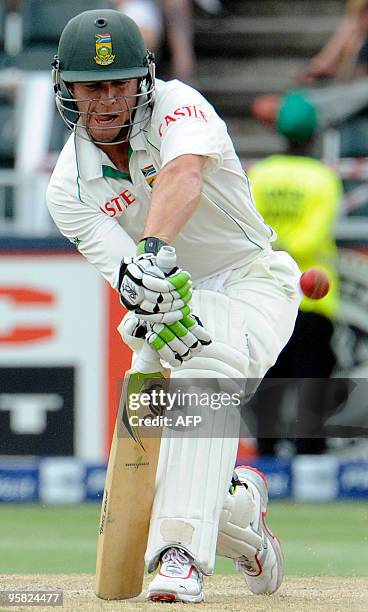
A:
[[112, 0, 164, 55], [298, 0, 368, 83], [114, 0, 197, 83], [162, 0, 197, 83], [248, 109, 343, 456], [193, 0, 224, 16], [252, 1, 368, 152]]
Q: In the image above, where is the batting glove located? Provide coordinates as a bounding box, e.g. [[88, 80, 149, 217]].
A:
[[121, 312, 212, 368], [147, 313, 212, 366], [118, 254, 192, 323]]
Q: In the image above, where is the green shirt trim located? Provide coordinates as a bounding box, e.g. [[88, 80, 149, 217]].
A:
[[102, 145, 133, 182], [102, 165, 131, 182]]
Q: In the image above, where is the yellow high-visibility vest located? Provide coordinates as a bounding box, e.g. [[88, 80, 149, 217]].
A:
[[248, 155, 342, 319]]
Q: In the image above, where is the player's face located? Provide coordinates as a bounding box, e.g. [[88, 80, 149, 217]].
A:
[[71, 79, 139, 143]]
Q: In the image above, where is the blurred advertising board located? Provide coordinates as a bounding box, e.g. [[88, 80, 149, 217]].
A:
[[0, 458, 39, 502], [2, 457, 368, 503], [339, 461, 368, 498], [236, 457, 292, 499], [0, 245, 131, 462], [1, 241, 367, 494]]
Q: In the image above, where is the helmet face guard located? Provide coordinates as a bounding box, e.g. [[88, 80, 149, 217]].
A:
[[52, 9, 156, 145], [52, 55, 155, 145]]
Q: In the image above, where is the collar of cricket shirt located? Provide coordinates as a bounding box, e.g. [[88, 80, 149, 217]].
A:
[[101, 146, 133, 183], [73, 126, 105, 182]]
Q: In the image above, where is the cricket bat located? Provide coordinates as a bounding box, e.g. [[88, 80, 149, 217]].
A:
[[95, 246, 176, 600]]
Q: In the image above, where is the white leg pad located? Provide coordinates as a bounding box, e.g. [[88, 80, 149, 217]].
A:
[[217, 484, 263, 559], [145, 396, 241, 575], [146, 291, 248, 575]]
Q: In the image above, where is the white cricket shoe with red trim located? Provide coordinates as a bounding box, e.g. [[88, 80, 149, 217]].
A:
[[234, 466, 284, 594], [147, 547, 204, 603]]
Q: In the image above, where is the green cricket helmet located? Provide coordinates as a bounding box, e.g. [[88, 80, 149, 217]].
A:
[[52, 9, 155, 144]]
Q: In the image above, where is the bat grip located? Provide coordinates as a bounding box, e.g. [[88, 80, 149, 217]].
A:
[[135, 246, 177, 373]]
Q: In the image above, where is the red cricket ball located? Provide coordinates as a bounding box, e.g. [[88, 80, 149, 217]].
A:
[[299, 268, 330, 300]]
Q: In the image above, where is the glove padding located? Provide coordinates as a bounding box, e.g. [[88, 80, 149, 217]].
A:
[[147, 314, 212, 366], [121, 312, 212, 368], [119, 253, 192, 323]]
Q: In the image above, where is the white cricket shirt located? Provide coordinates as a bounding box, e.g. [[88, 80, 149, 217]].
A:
[[47, 79, 275, 288]]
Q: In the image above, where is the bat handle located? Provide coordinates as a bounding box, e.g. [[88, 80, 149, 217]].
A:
[[135, 246, 177, 373], [156, 245, 177, 274]]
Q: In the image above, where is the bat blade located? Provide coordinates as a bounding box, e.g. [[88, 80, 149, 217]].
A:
[[95, 367, 169, 600]]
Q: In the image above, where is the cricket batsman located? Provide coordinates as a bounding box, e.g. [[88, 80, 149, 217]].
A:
[[47, 9, 301, 603]]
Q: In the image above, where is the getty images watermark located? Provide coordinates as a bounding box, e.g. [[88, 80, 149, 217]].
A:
[[116, 378, 246, 439], [127, 386, 243, 429], [119, 376, 368, 439]]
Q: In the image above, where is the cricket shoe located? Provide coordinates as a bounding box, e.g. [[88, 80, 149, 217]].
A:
[[234, 466, 284, 595], [147, 546, 204, 603]]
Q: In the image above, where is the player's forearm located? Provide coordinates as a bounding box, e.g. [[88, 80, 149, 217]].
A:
[[143, 155, 205, 244]]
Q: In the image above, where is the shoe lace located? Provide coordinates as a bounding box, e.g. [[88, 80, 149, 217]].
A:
[[161, 547, 191, 573]]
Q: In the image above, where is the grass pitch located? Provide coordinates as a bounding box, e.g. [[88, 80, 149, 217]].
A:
[[0, 501, 367, 576], [0, 502, 368, 611]]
